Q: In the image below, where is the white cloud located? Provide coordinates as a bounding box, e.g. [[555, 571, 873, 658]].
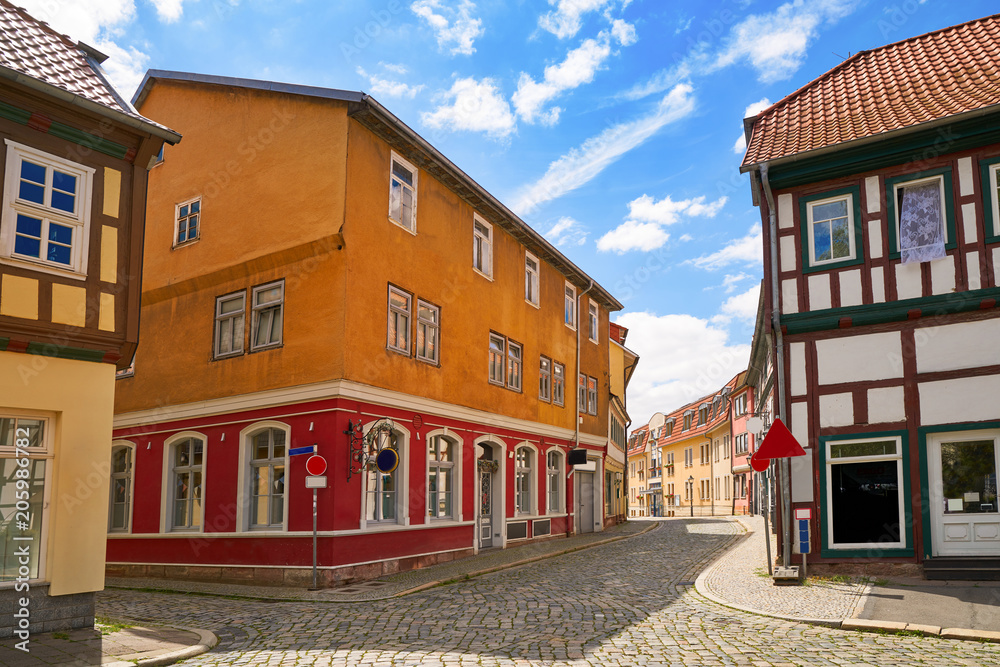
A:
[[513, 35, 612, 125], [421, 77, 516, 138], [611, 18, 637, 46], [719, 272, 752, 293], [150, 0, 184, 22], [380, 62, 409, 75], [512, 83, 695, 214], [357, 67, 425, 99], [545, 216, 588, 247], [687, 225, 762, 271], [716, 283, 761, 323], [597, 193, 727, 254], [679, 234, 693, 242], [615, 311, 750, 424], [733, 97, 771, 154], [539, 0, 614, 39], [411, 0, 484, 55]]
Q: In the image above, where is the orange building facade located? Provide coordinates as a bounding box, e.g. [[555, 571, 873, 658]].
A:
[[108, 71, 622, 587]]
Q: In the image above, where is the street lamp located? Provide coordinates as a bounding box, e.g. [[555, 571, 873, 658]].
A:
[[688, 475, 694, 517]]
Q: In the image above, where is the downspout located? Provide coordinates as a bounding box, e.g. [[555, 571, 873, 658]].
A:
[[574, 279, 595, 532], [759, 162, 792, 569]]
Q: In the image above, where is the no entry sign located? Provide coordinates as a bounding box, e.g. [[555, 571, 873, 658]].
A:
[[305, 454, 327, 476]]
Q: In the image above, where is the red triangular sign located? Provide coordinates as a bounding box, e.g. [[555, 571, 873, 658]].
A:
[[754, 418, 806, 459]]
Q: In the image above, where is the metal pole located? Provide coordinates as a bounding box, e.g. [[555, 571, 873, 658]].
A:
[[311, 487, 318, 590], [762, 470, 773, 575]]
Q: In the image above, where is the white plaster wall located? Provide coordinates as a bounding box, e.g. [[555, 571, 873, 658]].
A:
[[780, 235, 796, 273], [790, 448, 814, 503], [839, 269, 863, 307], [871, 266, 886, 303], [968, 251, 981, 291], [790, 342, 807, 397], [994, 247, 1000, 286], [916, 318, 1000, 374], [790, 401, 809, 447], [865, 176, 881, 214], [808, 273, 832, 310], [920, 375, 1000, 425], [778, 193, 794, 230], [895, 262, 923, 300], [930, 256, 956, 295], [819, 392, 854, 427], [867, 386, 906, 424], [815, 332, 903, 384], [962, 202, 979, 245], [958, 157, 974, 197], [868, 219, 883, 259], [782, 278, 799, 314]]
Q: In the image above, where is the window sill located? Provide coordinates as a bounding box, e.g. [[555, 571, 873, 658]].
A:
[[0, 255, 86, 281], [473, 267, 493, 282], [250, 343, 283, 354], [526, 299, 540, 309], [212, 351, 245, 361], [388, 217, 417, 236], [172, 238, 200, 250]]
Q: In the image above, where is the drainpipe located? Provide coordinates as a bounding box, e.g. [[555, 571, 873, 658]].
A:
[[759, 162, 792, 569]]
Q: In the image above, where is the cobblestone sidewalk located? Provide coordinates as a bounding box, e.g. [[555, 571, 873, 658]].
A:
[[106, 520, 654, 603]]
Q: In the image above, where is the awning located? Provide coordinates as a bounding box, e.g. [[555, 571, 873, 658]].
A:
[[732, 464, 753, 474]]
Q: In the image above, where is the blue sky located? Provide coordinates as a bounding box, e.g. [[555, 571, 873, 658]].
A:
[[25, 0, 999, 425]]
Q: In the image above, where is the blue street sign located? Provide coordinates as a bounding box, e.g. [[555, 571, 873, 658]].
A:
[[797, 518, 811, 555], [290, 444, 317, 457]]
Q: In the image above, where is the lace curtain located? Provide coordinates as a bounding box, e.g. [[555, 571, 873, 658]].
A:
[[899, 181, 946, 264]]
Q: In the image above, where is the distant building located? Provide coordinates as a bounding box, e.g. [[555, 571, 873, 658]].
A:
[[606, 322, 638, 526], [0, 2, 178, 636], [626, 426, 652, 517]]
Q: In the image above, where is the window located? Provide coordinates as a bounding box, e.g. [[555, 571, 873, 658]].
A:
[[684, 447, 693, 467], [515, 446, 533, 515], [416, 300, 439, 364], [547, 450, 563, 513], [564, 283, 576, 329], [734, 394, 747, 416], [699, 407, 709, 425], [249, 428, 285, 529], [1, 417, 50, 581], [539, 356, 551, 401], [1, 140, 94, 277], [890, 173, 950, 264], [108, 442, 132, 532], [427, 436, 454, 519], [578, 374, 586, 412], [489, 333, 505, 385], [552, 362, 565, 406], [665, 420, 673, 437], [683, 413, 692, 430], [985, 160, 1000, 240], [806, 194, 855, 266], [366, 423, 403, 523], [214, 292, 246, 359], [174, 197, 201, 246], [525, 252, 539, 306], [389, 153, 417, 232], [507, 341, 522, 391], [587, 376, 597, 415], [588, 301, 599, 343], [388, 286, 411, 354], [251, 281, 284, 351], [168, 437, 203, 531], [825, 436, 905, 549], [473, 216, 492, 278]]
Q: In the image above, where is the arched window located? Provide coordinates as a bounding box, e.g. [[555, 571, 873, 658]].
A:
[[167, 436, 204, 531], [109, 443, 133, 532], [249, 427, 286, 529], [515, 446, 534, 515]]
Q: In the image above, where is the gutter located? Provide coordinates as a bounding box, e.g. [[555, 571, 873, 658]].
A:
[[759, 162, 792, 569]]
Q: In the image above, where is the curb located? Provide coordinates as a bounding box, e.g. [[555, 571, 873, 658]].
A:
[[393, 522, 660, 597], [694, 519, 1000, 643], [103, 625, 218, 667]]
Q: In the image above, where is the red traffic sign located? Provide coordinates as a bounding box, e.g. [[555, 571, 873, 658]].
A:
[[749, 452, 771, 472], [754, 418, 806, 459], [305, 454, 327, 476]]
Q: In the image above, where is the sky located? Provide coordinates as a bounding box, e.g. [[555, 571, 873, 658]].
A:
[[22, 0, 999, 429]]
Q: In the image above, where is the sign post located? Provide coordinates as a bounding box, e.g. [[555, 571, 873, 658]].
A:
[[304, 454, 328, 590], [751, 418, 806, 584]]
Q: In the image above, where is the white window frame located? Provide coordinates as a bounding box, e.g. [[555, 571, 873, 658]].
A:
[[806, 193, 856, 267], [578, 373, 586, 413], [515, 444, 537, 516], [162, 432, 207, 533], [552, 361, 565, 406], [488, 333, 505, 386], [108, 440, 134, 534], [564, 282, 577, 330], [546, 449, 564, 513], [236, 422, 290, 532], [1, 139, 95, 279], [825, 435, 906, 550], [989, 163, 1000, 237], [388, 151, 417, 234], [214, 291, 246, 359], [250, 281, 284, 351], [473, 215, 493, 279], [539, 356, 551, 402], [507, 340, 522, 391], [588, 300, 599, 344], [525, 251, 540, 307], [173, 196, 202, 247], [426, 431, 461, 522], [387, 285, 412, 355], [0, 414, 53, 585], [415, 299, 440, 365], [892, 174, 949, 251]]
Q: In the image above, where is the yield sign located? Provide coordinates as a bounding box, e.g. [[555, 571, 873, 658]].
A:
[[754, 418, 806, 459]]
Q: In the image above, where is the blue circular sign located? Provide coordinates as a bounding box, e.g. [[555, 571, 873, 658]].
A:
[[375, 448, 399, 474]]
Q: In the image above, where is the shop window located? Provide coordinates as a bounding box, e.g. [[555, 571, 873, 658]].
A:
[[825, 436, 905, 549]]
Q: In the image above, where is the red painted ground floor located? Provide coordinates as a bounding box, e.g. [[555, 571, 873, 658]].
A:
[[109, 390, 611, 587]]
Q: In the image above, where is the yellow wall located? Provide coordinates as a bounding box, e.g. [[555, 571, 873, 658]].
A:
[[0, 352, 114, 596]]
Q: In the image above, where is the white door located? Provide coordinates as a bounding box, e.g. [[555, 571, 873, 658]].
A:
[[928, 431, 1000, 556], [579, 472, 594, 534]]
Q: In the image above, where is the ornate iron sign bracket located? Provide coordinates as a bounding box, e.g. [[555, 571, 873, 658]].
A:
[[345, 417, 397, 481]]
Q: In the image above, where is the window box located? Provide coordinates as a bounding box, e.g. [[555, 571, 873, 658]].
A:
[[798, 185, 864, 274]]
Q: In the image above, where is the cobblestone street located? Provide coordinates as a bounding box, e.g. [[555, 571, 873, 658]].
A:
[[96, 519, 1000, 666]]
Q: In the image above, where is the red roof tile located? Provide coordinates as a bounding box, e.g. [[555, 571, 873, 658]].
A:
[[742, 13, 1000, 166]]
